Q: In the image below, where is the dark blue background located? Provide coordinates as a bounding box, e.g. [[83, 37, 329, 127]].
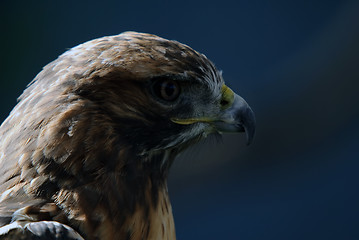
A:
[[1, 0, 359, 239]]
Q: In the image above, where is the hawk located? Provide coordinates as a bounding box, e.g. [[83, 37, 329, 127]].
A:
[[0, 32, 255, 239]]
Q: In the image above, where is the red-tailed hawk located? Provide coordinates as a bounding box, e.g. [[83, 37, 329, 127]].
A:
[[0, 32, 255, 239]]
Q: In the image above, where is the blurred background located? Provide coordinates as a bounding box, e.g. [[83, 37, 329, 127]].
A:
[[1, 0, 359, 239]]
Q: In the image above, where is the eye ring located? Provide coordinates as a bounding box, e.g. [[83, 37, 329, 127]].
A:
[[152, 79, 180, 102]]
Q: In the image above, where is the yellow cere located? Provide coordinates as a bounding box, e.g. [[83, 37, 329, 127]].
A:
[[171, 85, 235, 125], [220, 84, 235, 110]]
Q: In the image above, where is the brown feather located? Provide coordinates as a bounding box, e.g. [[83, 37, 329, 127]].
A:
[[0, 32, 226, 239]]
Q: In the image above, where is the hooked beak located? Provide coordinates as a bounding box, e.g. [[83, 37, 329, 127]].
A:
[[171, 85, 256, 145], [213, 93, 256, 145]]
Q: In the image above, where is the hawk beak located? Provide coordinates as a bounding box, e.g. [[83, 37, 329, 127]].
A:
[[171, 85, 256, 145], [213, 93, 256, 145]]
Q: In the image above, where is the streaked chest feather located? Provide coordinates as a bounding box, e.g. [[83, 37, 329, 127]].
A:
[[91, 188, 176, 240]]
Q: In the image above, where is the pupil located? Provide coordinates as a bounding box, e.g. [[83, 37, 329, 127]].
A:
[[165, 83, 175, 97], [152, 78, 179, 102]]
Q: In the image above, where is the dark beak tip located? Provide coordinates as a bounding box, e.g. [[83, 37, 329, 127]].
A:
[[245, 128, 255, 146], [243, 107, 256, 146]]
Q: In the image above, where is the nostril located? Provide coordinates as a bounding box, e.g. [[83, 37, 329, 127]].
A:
[[220, 99, 230, 107]]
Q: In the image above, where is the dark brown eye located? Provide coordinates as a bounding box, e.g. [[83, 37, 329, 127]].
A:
[[153, 79, 180, 102]]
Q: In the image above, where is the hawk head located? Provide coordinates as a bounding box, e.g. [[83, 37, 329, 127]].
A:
[[0, 32, 255, 239], [58, 32, 255, 156]]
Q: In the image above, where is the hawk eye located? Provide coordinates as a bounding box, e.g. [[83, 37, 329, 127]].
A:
[[153, 79, 180, 102]]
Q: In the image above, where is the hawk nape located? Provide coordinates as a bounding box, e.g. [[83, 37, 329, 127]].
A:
[[0, 32, 255, 240]]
